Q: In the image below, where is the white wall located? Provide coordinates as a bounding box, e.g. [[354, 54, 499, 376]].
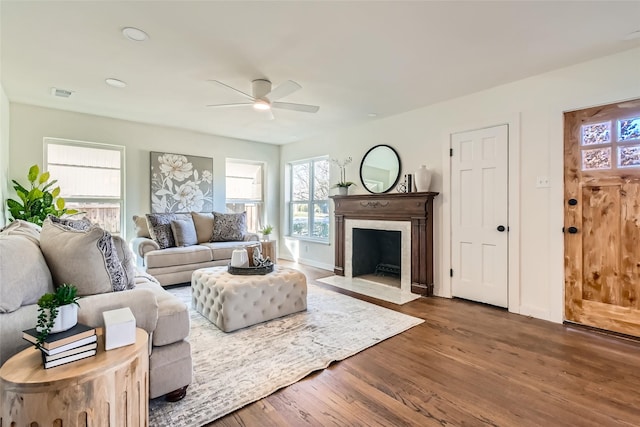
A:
[[8, 104, 280, 239], [0, 85, 9, 226], [280, 46, 640, 324]]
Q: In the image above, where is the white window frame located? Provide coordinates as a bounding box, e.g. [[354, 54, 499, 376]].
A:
[[225, 159, 265, 233], [44, 137, 125, 237], [288, 156, 330, 242]]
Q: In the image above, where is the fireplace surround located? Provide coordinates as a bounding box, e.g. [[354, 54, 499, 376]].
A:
[[331, 192, 438, 296]]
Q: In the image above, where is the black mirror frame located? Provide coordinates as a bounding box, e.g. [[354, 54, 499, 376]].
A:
[[359, 144, 402, 194]]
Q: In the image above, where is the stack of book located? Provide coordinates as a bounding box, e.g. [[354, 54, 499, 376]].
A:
[[22, 323, 98, 369]]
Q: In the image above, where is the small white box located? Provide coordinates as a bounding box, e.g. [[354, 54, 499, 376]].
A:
[[102, 307, 136, 350]]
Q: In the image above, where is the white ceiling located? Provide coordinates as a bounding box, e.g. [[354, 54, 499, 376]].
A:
[[2, 1, 639, 145]]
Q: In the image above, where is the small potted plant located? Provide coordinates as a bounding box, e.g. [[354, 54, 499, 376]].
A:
[[260, 224, 274, 241], [36, 284, 80, 347], [331, 157, 356, 195]]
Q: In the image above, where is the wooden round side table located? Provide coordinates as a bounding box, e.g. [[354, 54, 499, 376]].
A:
[[0, 328, 148, 427]]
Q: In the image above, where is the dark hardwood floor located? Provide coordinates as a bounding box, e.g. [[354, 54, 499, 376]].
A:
[[209, 261, 640, 426]]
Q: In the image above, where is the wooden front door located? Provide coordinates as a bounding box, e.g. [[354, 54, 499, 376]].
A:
[[564, 98, 640, 336]]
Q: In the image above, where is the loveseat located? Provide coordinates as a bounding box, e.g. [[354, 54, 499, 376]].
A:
[[131, 212, 260, 287], [0, 219, 192, 401]]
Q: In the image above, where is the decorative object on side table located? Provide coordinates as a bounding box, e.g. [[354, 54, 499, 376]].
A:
[[331, 156, 356, 195], [6, 164, 79, 226], [35, 284, 80, 347], [260, 224, 273, 241], [414, 165, 432, 192], [103, 307, 136, 351]]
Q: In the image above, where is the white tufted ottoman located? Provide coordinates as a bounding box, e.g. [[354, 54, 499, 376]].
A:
[[191, 266, 307, 332]]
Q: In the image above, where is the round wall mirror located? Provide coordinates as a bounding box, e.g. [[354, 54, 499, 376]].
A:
[[359, 144, 401, 193]]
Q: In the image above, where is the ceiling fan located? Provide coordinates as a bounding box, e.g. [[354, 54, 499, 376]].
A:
[[207, 79, 319, 120]]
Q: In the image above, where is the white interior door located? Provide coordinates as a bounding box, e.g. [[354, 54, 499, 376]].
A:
[[451, 125, 509, 307]]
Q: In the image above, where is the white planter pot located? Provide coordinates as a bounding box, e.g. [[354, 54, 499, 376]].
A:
[[338, 186, 349, 196], [414, 165, 432, 192], [37, 303, 78, 334]]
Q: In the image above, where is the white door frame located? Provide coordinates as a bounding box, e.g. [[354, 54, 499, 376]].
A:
[[441, 113, 521, 314]]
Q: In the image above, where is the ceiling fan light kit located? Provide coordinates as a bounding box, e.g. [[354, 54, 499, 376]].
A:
[[207, 79, 319, 118], [253, 99, 271, 110]]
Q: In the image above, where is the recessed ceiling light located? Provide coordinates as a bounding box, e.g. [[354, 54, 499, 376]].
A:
[[122, 27, 148, 41], [622, 30, 640, 41], [105, 78, 127, 88], [368, 113, 378, 117]]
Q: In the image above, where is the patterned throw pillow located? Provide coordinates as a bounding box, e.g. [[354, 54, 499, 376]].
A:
[[48, 215, 92, 231], [40, 217, 128, 295], [211, 212, 247, 242], [171, 218, 198, 247], [146, 213, 178, 249]]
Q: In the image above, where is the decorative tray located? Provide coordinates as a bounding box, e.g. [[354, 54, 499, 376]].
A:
[[227, 263, 274, 275]]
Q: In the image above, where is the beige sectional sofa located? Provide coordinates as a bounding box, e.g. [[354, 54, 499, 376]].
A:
[[0, 219, 192, 401], [131, 212, 260, 286]]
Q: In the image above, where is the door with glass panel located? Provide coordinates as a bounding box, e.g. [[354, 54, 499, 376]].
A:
[[564, 98, 640, 336]]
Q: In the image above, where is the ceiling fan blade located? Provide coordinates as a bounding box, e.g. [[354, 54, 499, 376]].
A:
[[257, 108, 275, 121], [206, 102, 253, 108], [265, 80, 301, 101], [208, 80, 255, 101], [272, 101, 320, 113]]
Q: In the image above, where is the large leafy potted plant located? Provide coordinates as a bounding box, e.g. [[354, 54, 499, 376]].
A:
[[35, 284, 81, 347], [6, 164, 78, 226]]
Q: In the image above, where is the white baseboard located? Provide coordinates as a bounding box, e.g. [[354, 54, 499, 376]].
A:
[[279, 255, 333, 272], [519, 305, 554, 323]]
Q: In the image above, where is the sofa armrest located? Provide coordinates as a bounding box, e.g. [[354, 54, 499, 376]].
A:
[[77, 288, 159, 335], [131, 237, 160, 265], [244, 233, 260, 242]]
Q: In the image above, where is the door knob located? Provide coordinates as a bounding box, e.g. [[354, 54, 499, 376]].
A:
[[497, 225, 506, 232], [568, 226, 578, 234]]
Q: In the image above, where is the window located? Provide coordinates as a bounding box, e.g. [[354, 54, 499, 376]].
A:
[[225, 160, 264, 233], [44, 138, 124, 235], [580, 116, 640, 170], [289, 157, 329, 241]]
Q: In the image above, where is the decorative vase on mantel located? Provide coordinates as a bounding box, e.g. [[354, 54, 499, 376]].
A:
[[414, 165, 432, 192]]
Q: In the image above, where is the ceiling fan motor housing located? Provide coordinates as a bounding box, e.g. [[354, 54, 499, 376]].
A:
[[252, 79, 272, 99]]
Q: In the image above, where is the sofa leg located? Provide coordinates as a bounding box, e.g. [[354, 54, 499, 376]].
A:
[[164, 385, 188, 402]]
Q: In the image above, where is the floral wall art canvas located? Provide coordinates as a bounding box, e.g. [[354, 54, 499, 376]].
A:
[[150, 152, 213, 213]]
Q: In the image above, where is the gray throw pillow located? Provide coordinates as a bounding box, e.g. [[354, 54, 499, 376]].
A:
[[211, 212, 247, 242], [171, 218, 198, 247], [40, 217, 127, 296], [146, 213, 178, 249]]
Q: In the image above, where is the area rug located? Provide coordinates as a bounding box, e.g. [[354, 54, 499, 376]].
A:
[[148, 283, 423, 426]]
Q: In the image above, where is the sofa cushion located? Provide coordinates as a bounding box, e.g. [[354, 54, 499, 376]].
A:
[[40, 217, 127, 296], [201, 240, 261, 261], [171, 218, 198, 247], [211, 212, 246, 242], [133, 215, 151, 238], [0, 224, 54, 313], [144, 245, 213, 269], [191, 212, 214, 243]]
